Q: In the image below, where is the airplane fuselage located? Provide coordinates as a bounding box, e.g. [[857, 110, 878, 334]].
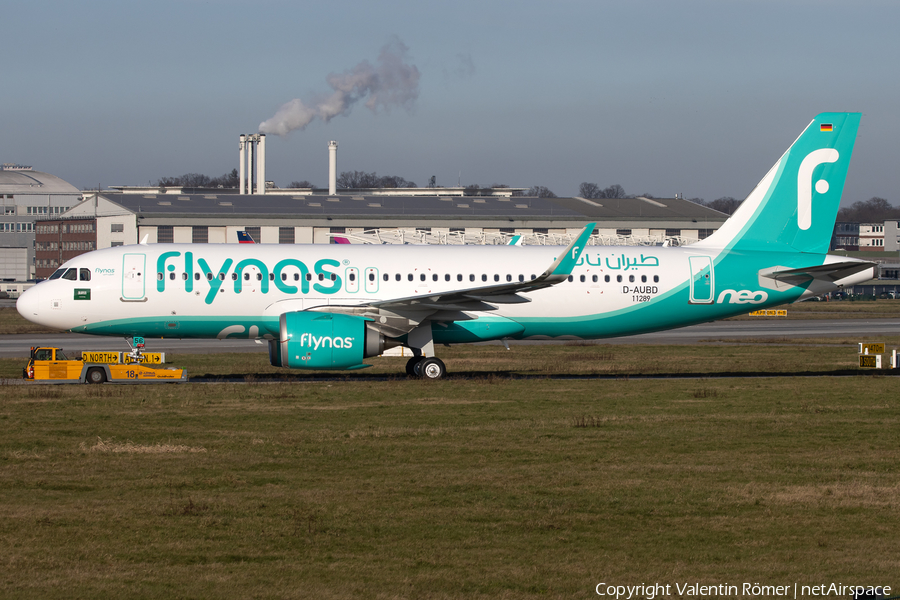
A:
[[19, 242, 869, 344]]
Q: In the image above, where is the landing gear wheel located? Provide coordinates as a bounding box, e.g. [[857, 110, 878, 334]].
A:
[[418, 357, 446, 380], [86, 367, 107, 385], [406, 356, 424, 376]]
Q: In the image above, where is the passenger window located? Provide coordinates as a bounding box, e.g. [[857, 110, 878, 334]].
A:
[[79, 268, 91, 281], [568, 276, 573, 282], [383, 273, 389, 282], [457, 274, 463, 282], [220, 273, 226, 281], [318, 273, 324, 281], [494, 274, 500, 282], [281, 273, 287, 281], [330, 273, 336, 281], [641, 275, 647, 283], [433, 274, 438, 282], [506, 274, 512, 282], [195, 273, 201, 281], [369, 273, 375, 282], [408, 274, 413, 281], [653, 275, 659, 283], [157, 273, 164, 281], [445, 274, 450, 282], [349, 273, 356, 282], [207, 273, 213, 281], [616, 275, 622, 283], [256, 273, 262, 281], [470, 274, 475, 282], [579, 275, 585, 283], [306, 273, 312, 281], [269, 273, 275, 281], [518, 275, 524, 282], [482, 274, 487, 282], [592, 275, 598, 283], [294, 273, 300, 281], [628, 275, 635, 283], [231, 273, 238, 281], [604, 275, 610, 283], [170, 273, 176, 280], [182, 273, 188, 281], [395, 273, 401, 281], [420, 274, 426, 282]]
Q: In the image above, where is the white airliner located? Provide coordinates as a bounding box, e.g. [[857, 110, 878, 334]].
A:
[[17, 113, 874, 378]]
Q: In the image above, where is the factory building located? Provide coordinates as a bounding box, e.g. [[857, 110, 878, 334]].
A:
[[0, 164, 82, 280], [34, 189, 728, 278]]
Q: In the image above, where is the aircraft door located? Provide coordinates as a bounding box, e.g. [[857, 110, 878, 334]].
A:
[[122, 253, 146, 300], [688, 255, 714, 304]]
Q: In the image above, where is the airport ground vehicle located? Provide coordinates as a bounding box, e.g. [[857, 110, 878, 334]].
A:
[[23, 347, 187, 384]]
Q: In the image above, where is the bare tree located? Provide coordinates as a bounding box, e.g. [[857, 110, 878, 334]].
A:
[[705, 197, 742, 215], [579, 182, 602, 199], [527, 185, 557, 198], [837, 197, 899, 222], [601, 184, 626, 199], [288, 180, 315, 188]]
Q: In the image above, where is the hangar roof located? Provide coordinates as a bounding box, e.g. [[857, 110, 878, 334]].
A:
[[94, 192, 728, 225], [0, 169, 80, 195]]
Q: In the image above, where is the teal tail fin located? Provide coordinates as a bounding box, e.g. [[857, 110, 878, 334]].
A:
[[695, 112, 861, 254]]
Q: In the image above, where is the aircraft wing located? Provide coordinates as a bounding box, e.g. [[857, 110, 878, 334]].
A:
[[309, 223, 596, 337], [370, 222, 595, 312]]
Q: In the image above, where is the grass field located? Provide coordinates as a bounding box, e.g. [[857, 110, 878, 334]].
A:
[[2, 341, 899, 598]]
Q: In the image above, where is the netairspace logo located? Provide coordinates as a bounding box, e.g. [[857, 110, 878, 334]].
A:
[[594, 582, 892, 599]]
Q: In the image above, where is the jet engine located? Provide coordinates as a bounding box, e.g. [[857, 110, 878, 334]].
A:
[[268, 311, 386, 370]]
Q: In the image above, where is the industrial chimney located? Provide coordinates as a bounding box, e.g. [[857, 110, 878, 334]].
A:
[[328, 140, 338, 196], [238, 134, 266, 195]]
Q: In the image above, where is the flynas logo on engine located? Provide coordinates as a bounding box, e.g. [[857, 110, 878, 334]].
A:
[[299, 333, 354, 350], [156, 251, 342, 304]]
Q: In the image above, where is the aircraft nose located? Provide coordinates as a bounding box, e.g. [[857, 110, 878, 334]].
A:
[[16, 284, 43, 324]]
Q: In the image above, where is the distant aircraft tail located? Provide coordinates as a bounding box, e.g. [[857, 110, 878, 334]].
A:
[[237, 231, 255, 243], [694, 112, 860, 255]]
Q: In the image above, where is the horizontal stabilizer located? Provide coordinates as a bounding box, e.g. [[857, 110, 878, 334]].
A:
[[760, 260, 876, 288]]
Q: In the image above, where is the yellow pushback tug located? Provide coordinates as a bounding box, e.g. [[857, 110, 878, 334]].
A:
[[24, 347, 187, 384]]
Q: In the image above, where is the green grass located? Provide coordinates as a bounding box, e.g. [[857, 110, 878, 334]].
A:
[[1, 344, 899, 598]]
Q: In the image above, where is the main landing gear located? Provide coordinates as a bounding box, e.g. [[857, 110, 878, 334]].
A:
[[405, 356, 447, 380]]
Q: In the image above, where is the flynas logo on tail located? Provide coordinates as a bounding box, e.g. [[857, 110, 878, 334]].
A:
[[797, 148, 839, 230]]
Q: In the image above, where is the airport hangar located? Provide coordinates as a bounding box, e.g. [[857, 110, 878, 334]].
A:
[[34, 188, 729, 279]]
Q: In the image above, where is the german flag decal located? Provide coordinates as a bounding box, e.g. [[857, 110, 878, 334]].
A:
[[821, 123, 833, 132]]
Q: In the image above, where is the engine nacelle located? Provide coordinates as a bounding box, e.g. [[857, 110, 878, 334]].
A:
[[268, 311, 384, 370]]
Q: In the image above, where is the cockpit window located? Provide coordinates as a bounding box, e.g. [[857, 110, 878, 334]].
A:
[[62, 269, 77, 281], [49, 269, 66, 280], [79, 268, 91, 281]]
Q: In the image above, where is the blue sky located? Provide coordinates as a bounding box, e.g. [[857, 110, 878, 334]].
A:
[[4, 0, 899, 204]]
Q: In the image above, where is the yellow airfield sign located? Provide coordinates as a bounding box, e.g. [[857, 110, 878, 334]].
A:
[[748, 309, 787, 317], [123, 353, 165, 364], [858, 343, 885, 355], [82, 352, 122, 364], [81, 352, 165, 364], [860, 355, 882, 369]]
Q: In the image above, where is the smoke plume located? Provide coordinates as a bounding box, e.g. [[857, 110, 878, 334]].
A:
[[259, 38, 420, 136]]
